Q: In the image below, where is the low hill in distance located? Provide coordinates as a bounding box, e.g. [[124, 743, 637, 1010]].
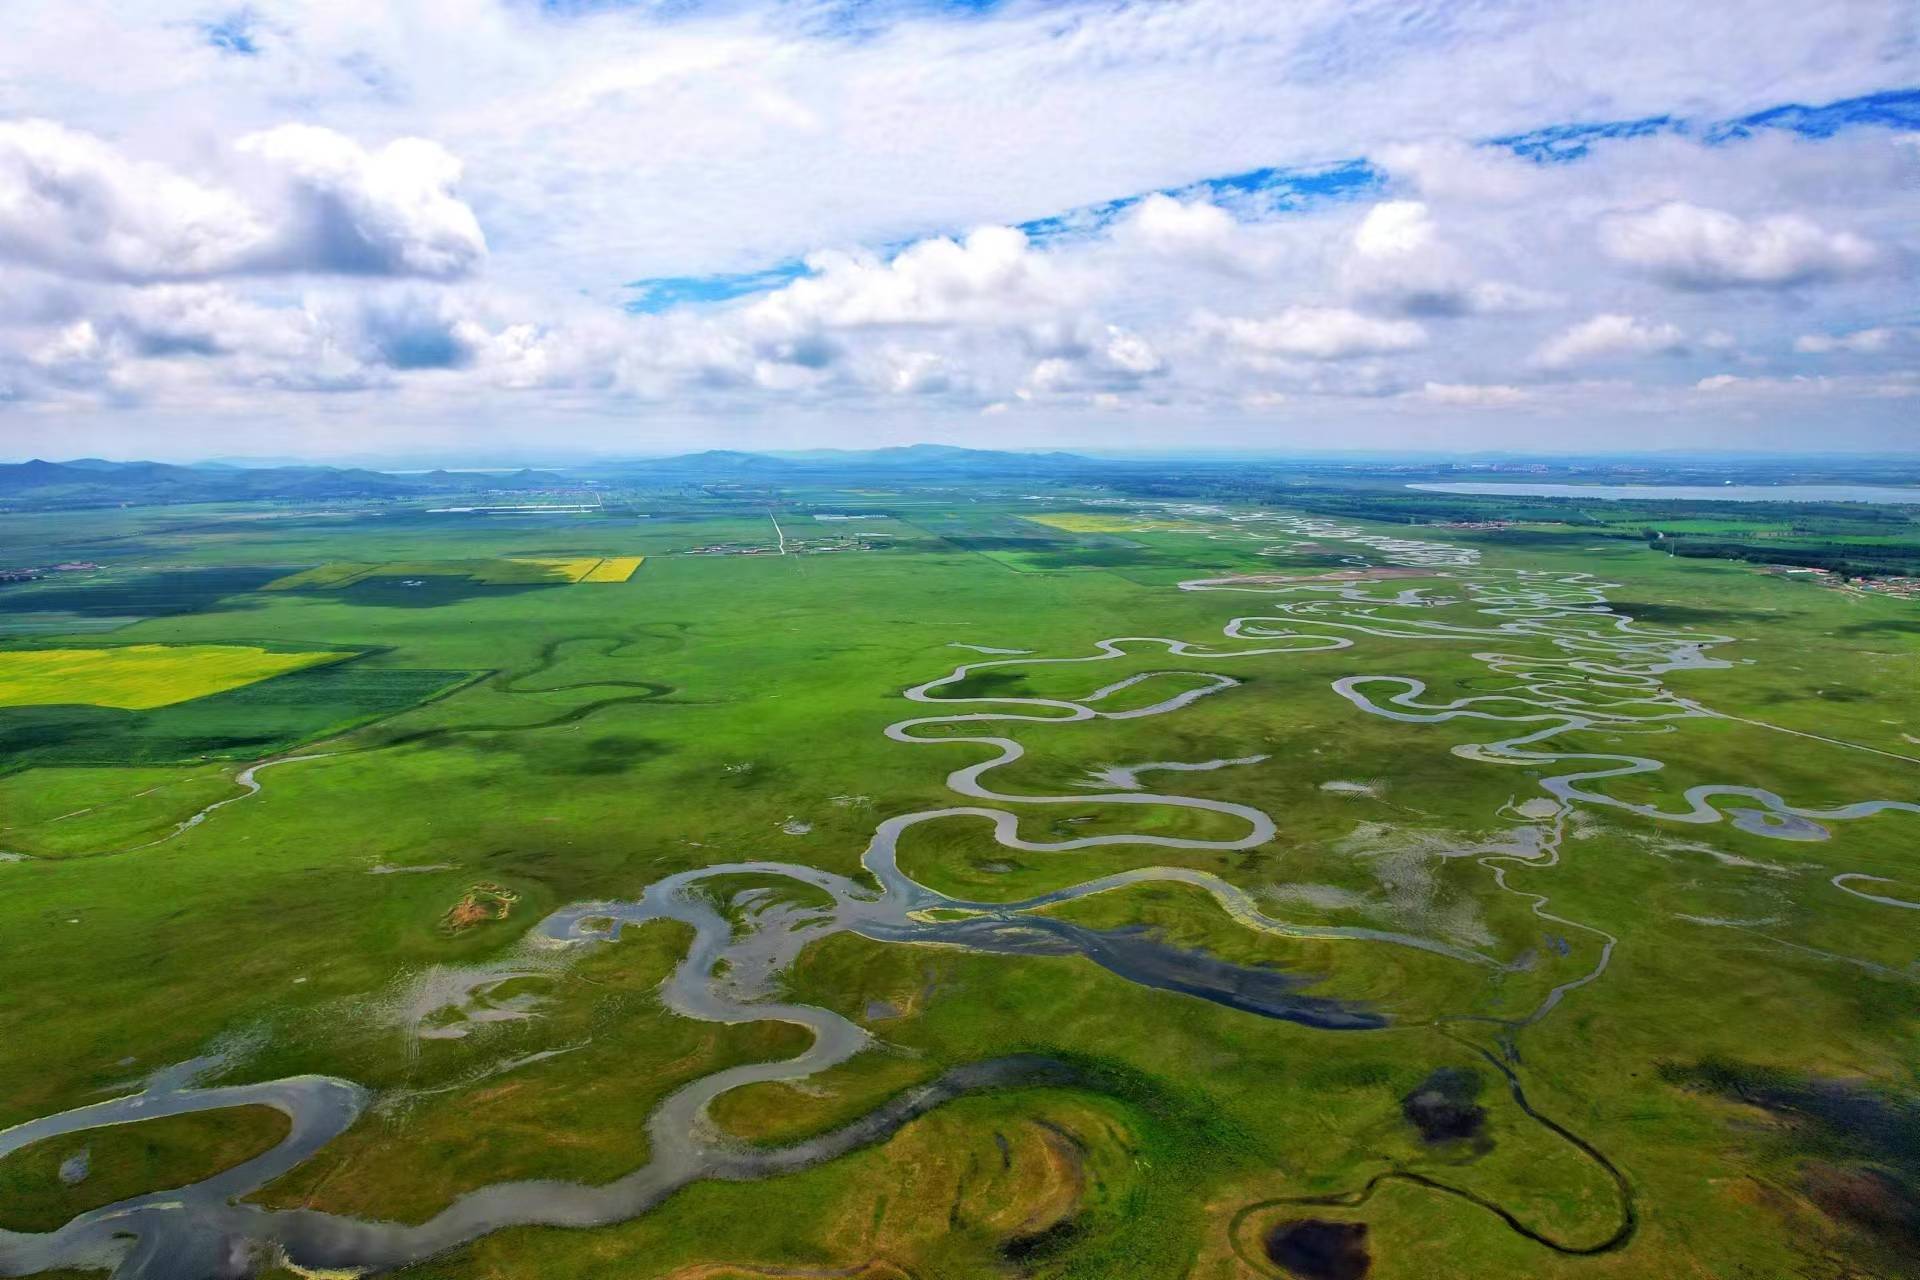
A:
[[0, 447, 1121, 508]]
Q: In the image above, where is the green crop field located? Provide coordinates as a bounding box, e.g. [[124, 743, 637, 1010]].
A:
[[0, 477, 1914, 1280]]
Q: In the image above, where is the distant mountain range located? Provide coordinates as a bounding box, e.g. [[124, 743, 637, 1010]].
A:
[[0, 446, 1119, 508], [765, 443, 1093, 467], [619, 443, 1104, 476], [0, 459, 571, 507]]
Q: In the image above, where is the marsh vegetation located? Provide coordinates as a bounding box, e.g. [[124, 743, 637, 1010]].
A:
[[0, 473, 1915, 1279]]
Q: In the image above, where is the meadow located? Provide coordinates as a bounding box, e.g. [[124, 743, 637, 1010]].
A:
[[0, 481, 1914, 1280]]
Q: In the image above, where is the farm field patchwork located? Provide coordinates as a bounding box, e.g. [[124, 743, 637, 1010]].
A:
[[0, 480, 1914, 1280], [0, 658, 478, 774]]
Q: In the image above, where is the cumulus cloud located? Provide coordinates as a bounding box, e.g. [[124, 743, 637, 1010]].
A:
[[0, 119, 484, 284], [745, 226, 1079, 337], [112, 285, 328, 362], [0, 120, 268, 282], [878, 348, 952, 395], [1339, 201, 1463, 314], [352, 291, 481, 370], [8, 280, 609, 403], [1198, 306, 1427, 361], [1532, 313, 1686, 369], [17, 283, 383, 395], [694, 223, 1175, 396], [1, 1, 1916, 453], [1109, 194, 1264, 273], [1018, 324, 1164, 397], [235, 125, 487, 279], [1598, 201, 1878, 290], [1337, 201, 1550, 316]]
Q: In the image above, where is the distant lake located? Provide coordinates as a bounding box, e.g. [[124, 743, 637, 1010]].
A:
[[1406, 482, 1920, 504]]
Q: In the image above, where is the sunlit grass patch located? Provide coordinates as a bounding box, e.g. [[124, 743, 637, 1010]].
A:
[[263, 562, 379, 590], [508, 556, 645, 583], [1023, 512, 1199, 534], [0, 644, 345, 710]]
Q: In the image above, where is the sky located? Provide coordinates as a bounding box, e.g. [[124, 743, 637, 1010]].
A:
[[0, 0, 1916, 462]]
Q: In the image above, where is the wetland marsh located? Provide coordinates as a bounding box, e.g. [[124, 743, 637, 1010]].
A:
[[1, 480, 1915, 1280]]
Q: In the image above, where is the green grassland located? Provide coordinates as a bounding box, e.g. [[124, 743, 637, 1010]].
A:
[[1422, 496, 1920, 577], [0, 1106, 289, 1233], [0, 487, 1914, 1279], [0, 658, 477, 774]]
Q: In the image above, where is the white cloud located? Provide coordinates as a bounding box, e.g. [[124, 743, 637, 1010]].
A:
[[17, 284, 387, 396], [1411, 381, 1528, 406], [1199, 307, 1427, 361], [1338, 201, 1551, 315], [1110, 194, 1263, 273], [0, 119, 483, 284], [1598, 201, 1878, 290], [1017, 325, 1164, 398], [1102, 326, 1163, 375], [745, 226, 1079, 336], [1533, 313, 1686, 369], [1374, 139, 1539, 204], [881, 348, 951, 395], [235, 125, 487, 280], [1695, 371, 1920, 398], [1021, 357, 1079, 395], [0, 2, 1915, 454], [31, 319, 106, 367], [0, 120, 268, 282], [1339, 200, 1461, 314], [1349, 200, 1439, 260], [1794, 327, 1899, 354]]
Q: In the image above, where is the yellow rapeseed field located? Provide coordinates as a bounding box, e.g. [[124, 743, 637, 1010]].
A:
[[580, 556, 645, 582], [0, 645, 345, 710], [508, 557, 604, 582], [264, 557, 645, 590]]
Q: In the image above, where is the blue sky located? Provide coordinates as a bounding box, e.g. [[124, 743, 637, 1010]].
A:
[[626, 88, 1920, 312], [0, 0, 1915, 459]]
